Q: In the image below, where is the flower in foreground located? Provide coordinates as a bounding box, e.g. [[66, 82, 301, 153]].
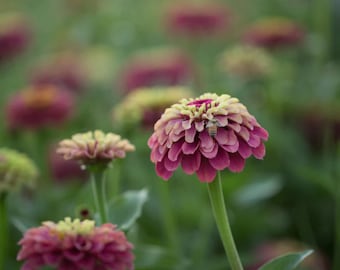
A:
[[0, 148, 38, 194], [57, 130, 135, 167], [113, 86, 192, 130], [5, 84, 74, 130], [148, 93, 268, 182], [17, 217, 134, 270], [243, 17, 304, 49], [218, 45, 273, 79]]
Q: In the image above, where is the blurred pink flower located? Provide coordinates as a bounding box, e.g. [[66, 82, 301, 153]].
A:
[[165, 1, 230, 38], [17, 217, 134, 270], [5, 84, 74, 130], [148, 93, 268, 182], [119, 48, 196, 93], [246, 240, 329, 270], [48, 145, 87, 183], [30, 52, 86, 93], [243, 18, 304, 49], [0, 13, 32, 63]]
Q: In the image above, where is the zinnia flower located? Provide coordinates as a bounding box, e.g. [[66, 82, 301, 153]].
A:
[[218, 45, 273, 79], [0, 148, 38, 194], [57, 130, 135, 166], [113, 86, 192, 130], [30, 52, 86, 93], [119, 47, 196, 93], [17, 217, 134, 270], [0, 13, 32, 63], [148, 93, 268, 182], [243, 17, 304, 49], [5, 84, 74, 130], [165, 1, 230, 38]]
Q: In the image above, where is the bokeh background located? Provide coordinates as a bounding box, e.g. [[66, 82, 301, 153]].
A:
[[0, 0, 339, 269]]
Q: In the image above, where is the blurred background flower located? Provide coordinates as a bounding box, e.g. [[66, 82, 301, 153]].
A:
[[0, 12, 32, 63], [243, 17, 305, 49], [5, 84, 74, 131], [119, 47, 196, 93], [113, 86, 192, 130]]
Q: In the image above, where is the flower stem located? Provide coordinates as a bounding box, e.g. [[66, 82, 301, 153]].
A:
[[207, 172, 243, 270], [0, 193, 8, 270], [91, 171, 108, 224]]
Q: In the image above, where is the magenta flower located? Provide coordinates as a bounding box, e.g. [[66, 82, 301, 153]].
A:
[[0, 13, 32, 63], [243, 17, 304, 49], [30, 52, 86, 93], [5, 84, 74, 130], [119, 48, 196, 93], [17, 217, 134, 270], [165, 1, 230, 38], [148, 93, 268, 182]]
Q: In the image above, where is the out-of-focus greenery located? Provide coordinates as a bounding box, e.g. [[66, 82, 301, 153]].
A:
[[1, 0, 339, 269]]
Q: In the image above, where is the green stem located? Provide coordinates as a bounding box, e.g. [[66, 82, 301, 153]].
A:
[[157, 181, 180, 254], [0, 193, 8, 270], [207, 172, 243, 270], [91, 171, 108, 224], [109, 159, 122, 198]]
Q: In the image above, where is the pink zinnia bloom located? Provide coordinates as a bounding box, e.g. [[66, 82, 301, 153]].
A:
[[0, 13, 32, 63], [119, 48, 196, 93], [30, 52, 86, 93], [148, 93, 268, 182], [5, 84, 74, 130], [17, 217, 134, 270], [243, 18, 304, 49], [165, 1, 230, 38], [57, 130, 135, 166]]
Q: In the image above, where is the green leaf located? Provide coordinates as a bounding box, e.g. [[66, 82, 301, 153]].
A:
[[108, 189, 148, 230], [259, 250, 314, 270]]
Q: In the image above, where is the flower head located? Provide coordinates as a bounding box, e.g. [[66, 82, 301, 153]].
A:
[[243, 17, 304, 49], [219, 45, 273, 79], [57, 130, 135, 167], [165, 1, 230, 38], [148, 93, 268, 182], [30, 52, 86, 93], [17, 217, 134, 270], [120, 47, 196, 93], [113, 86, 192, 130], [0, 12, 32, 62], [0, 148, 38, 194]]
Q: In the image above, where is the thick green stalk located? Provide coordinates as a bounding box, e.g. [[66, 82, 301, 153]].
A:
[[91, 171, 108, 224], [0, 193, 8, 270], [207, 172, 243, 270]]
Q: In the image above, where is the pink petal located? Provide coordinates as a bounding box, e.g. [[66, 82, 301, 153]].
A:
[[164, 155, 181, 171], [248, 133, 261, 147], [229, 123, 241, 132], [182, 141, 200, 154], [253, 126, 269, 140], [201, 143, 218, 158], [220, 140, 239, 153], [156, 162, 173, 180], [238, 140, 252, 159], [181, 151, 201, 174], [151, 146, 166, 162], [63, 249, 84, 262], [228, 113, 243, 123], [167, 140, 183, 161], [252, 143, 266, 159], [182, 119, 191, 129], [228, 153, 245, 172], [209, 148, 230, 170], [185, 125, 196, 143], [214, 115, 229, 126], [195, 121, 205, 132], [238, 126, 250, 141], [199, 130, 214, 150], [147, 134, 157, 148], [196, 158, 217, 182]]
